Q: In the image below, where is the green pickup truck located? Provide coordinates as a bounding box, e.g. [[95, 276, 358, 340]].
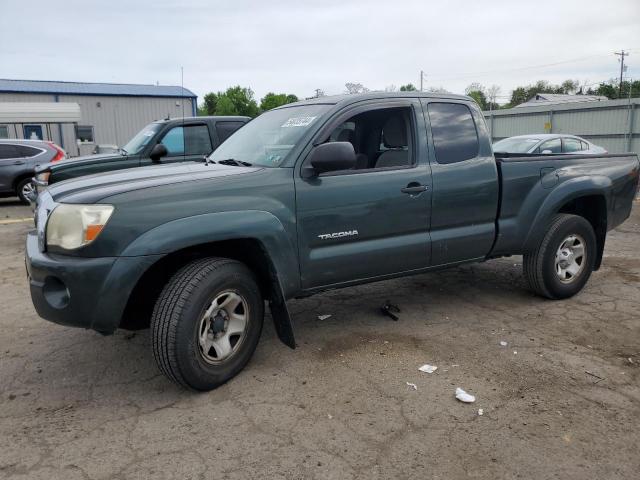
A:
[[26, 92, 639, 391], [33, 115, 249, 187]]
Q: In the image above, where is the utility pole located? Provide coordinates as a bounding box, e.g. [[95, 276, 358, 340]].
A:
[[419, 70, 426, 92], [615, 50, 629, 97]]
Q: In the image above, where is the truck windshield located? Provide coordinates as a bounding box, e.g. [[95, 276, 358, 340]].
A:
[[493, 137, 541, 153], [209, 104, 331, 167], [121, 123, 162, 154]]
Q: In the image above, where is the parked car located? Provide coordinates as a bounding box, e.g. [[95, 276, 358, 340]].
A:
[[0, 139, 66, 203], [26, 92, 639, 390], [493, 134, 607, 155], [33, 116, 250, 189]]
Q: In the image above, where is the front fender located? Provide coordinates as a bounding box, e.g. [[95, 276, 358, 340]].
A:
[[522, 175, 611, 251], [120, 210, 300, 297]]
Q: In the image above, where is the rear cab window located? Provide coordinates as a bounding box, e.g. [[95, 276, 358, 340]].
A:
[[427, 102, 479, 164], [215, 121, 246, 144]]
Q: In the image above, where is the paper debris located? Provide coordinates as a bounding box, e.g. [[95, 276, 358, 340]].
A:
[[499, 341, 508, 347], [406, 382, 417, 390], [317, 314, 332, 321], [418, 364, 438, 374], [455, 387, 476, 403], [478, 408, 484, 416], [513, 351, 518, 355]]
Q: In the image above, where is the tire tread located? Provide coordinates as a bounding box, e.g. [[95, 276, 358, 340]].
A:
[[151, 257, 240, 389]]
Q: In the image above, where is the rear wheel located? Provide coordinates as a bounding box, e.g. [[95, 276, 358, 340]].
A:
[[151, 257, 264, 391], [16, 178, 35, 204], [523, 214, 596, 299]]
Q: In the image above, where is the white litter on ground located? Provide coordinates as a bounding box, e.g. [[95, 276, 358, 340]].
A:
[[478, 408, 484, 416], [499, 341, 508, 347], [455, 387, 476, 403], [406, 382, 418, 390], [513, 351, 518, 355], [418, 364, 438, 374], [317, 314, 332, 321]]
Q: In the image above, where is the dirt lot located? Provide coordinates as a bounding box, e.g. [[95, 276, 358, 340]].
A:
[[1, 197, 639, 480]]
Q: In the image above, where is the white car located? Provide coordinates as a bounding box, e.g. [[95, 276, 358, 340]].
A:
[[493, 134, 607, 155]]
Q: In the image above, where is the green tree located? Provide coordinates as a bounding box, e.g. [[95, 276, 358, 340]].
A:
[[260, 92, 299, 111], [467, 90, 488, 110], [465, 83, 488, 110], [198, 86, 259, 117], [589, 79, 640, 99], [400, 83, 417, 91], [200, 92, 219, 115]]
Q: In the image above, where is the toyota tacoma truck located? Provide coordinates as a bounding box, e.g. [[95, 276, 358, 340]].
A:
[[32, 115, 250, 189], [25, 93, 639, 391]]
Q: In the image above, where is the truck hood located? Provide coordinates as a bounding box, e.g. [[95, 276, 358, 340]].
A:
[[36, 152, 125, 173], [46, 162, 261, 204]]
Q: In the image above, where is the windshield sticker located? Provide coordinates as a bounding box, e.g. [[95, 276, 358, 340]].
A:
[[281, 116, 317, 128]]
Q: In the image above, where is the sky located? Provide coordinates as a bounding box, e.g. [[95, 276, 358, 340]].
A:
[[1, 0, 639, 104]]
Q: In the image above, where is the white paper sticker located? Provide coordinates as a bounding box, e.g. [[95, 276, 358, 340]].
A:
[[281, 116, 317, 128]]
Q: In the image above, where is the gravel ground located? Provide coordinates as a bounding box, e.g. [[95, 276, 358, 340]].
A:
[[0, 197, 639, 479]]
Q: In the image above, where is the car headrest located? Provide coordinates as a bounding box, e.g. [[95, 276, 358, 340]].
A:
[[383, 116, 406, 148]]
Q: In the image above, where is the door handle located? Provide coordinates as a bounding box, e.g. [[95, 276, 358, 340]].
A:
[[13, 160, 26, 165], [401, 183, 428, 194]]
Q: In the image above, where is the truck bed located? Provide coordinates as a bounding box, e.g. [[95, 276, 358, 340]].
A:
[[491, 152, 640, 256]]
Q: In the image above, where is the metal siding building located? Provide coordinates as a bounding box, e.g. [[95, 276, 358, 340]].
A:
[[484, 98, 639, 154], [0, 79, 197, 156]]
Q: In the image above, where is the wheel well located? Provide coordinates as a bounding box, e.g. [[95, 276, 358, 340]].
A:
[[13, 173, 34, 191], [558, 195, 607, 270], [119, 239, 279, 330]]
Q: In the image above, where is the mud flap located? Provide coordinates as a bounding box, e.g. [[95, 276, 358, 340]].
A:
[[269, 297, 296, 349], [268, 275, 295, 349]]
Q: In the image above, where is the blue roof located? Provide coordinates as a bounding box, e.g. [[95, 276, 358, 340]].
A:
[[0, 79, 196, 98]]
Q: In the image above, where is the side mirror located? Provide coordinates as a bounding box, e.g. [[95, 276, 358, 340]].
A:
[[150, 143, 168, 162], [301, 142, 357, 179], [541, 149, 552, 154]]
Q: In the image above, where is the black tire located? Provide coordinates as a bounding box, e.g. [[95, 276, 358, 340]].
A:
[[523, 214, 596, 299], [151, 257, 264, 391], [16, 178, 35, 205]]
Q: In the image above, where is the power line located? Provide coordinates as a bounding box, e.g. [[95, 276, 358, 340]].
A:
[[427, 48, 640, 82]]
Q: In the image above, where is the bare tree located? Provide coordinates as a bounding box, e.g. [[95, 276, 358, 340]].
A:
[[427, 86, 450, 94], [385, 84, 397, 92], [345, 82, 370, 94], [486, 84, 501, 110]]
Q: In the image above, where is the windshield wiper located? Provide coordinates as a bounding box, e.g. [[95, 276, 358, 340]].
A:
[[119, 148, 128, 155], [216, 158, 252, 167]]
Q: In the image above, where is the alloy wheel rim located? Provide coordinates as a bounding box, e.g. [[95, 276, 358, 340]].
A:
[[554, 234, 586, 283], [21, 182, 35, 198], [197, 290, 249, 364]]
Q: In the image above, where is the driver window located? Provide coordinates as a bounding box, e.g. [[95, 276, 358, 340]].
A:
[[325, 107, 414, 172], [160, 126, 184, 156]]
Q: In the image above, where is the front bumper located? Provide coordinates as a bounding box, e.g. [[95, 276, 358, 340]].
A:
[[25, 231, 162, 333]]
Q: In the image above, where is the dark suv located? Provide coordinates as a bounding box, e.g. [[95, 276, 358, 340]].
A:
[[0, 139, 66, 203]]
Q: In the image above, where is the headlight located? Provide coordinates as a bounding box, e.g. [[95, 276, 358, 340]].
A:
[[46, 204, 114, 250]]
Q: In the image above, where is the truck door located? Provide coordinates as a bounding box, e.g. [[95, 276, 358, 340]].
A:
[[421, 100, 499, 266], [295, 100, 432, 290], [143, 122, 214, 165]]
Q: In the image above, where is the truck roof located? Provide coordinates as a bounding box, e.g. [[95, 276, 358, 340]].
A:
[[283, 91, 472, 109], [153, 115, 251, 124]]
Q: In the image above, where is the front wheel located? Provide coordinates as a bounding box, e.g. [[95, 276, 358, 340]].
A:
[[151, 257, 264, 391], [523, 214, 597, 299]]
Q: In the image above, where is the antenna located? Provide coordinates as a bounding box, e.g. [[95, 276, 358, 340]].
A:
[[181, 66, 185, 119]]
